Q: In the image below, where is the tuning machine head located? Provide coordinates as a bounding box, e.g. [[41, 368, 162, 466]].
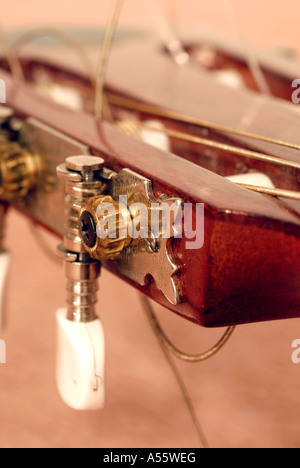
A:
[[56, 155, 106, 411], [0, 111, 42, 330]]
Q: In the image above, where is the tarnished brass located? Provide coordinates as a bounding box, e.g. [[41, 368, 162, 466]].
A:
[[0, 141, 41, 201], [0, 111, 39, 201]]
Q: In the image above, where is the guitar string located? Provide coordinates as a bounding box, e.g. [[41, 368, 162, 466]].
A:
[[106, 92, 300, 153], [139, 293, 210, 449], [140, 293, 235, 363], [0, 23, 24, 80], [10, 28, 113, 122], [131, 122, 300, 171], [94, 0, 189, 120], [142, 0, 189, 66], [219, 0, 271, 95], [233, 183, 300, 201], [122, 121, 300, 201], [12, 27, 95, 86], [94, 0, 124, 121]]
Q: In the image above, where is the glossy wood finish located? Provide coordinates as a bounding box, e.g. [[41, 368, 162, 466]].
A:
[[1, 36, 300, 327]]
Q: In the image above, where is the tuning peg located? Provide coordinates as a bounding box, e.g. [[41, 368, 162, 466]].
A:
[[55, 249, 104, 410], [55, 156, 105, 410], [56, 307, 105, 410]]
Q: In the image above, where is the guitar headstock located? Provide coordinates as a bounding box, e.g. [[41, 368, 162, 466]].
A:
[[1, 31, 300, 328], [1, 21, 300, 416], [1, 0, 300, 448]]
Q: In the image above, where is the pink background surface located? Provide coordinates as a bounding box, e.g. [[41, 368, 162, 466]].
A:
[[1, 0, 300, 449], [2, 0, 300, 51]]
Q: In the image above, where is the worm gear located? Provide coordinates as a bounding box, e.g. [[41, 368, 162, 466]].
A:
[[0, 142, 41, 201]]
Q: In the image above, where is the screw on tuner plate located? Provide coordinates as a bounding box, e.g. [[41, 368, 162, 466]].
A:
[[78, 168, 183, 305]]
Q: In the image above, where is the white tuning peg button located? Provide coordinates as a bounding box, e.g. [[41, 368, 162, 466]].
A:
[[0, 251, 11, 331], [56, 308, 105, 410]]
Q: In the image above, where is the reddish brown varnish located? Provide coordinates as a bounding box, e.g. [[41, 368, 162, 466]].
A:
[[1, 36, 300, 328]]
